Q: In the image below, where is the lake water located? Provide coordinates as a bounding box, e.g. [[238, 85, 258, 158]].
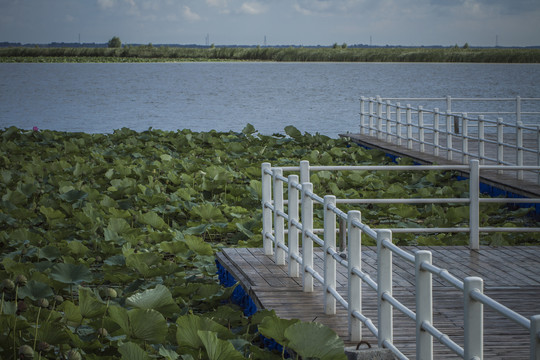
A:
[[1, 62, 539, 137]]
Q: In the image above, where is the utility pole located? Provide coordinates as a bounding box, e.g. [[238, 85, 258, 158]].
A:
[[264, 35, 267, 47], [370, 35, 372, 47], [205, 33, 210, 46]]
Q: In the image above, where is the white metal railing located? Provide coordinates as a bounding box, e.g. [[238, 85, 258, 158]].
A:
[[358, 96, 540, 184], [261, 160, 540, 360]]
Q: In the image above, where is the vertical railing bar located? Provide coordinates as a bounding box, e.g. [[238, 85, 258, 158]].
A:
[[517, 121, 524, 180], [302, 182, 314, 292], [377, 230, 393, 349], [470, 160, 480, 250], [497, 118, 504, 175], [531, 315, 540, 360], [386, 100, 392, 142], [434, 108, 440, 157], [288, 174, 300, 277], [261, 162, 273, 256], [537, 126, 540, 185], [324, 195, 337, 315], [407, 105, 413, 150], [300, 160, 310, 184], [446, 111, 453, 161], [377, 96, 383, 140], [360, 96, 366, 135], [419, 106, 425, 153], [348, 210, 362, 342], [396, 102, 402, 146], [369, 98, 375, 136], [464, 277, 484, 360], [273, 168, 285, 265], [416, 251, 434, 360], [462, 113, 469, 164], [478, 115, 485, 164]]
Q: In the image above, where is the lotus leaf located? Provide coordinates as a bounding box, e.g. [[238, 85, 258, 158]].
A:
[[50, 263, 93, 285], [198, 330, 245, 360], [119, 341, 151, 360], [18, 280, 53, 301], [78, 286, 106, 319], [284, 322, 346, 360], [258, 316, 299, 347], [183, 235, 214, 256], [126, 284, 180, 316], [139, 211, 167, 230], [159, 346, 180, 360], [109, 306, 168, 343], [176, 314, 232, 350]]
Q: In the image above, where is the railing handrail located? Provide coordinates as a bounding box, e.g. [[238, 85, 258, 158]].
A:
[[358, 96, 540, 185], [261, 160, 540, 360]]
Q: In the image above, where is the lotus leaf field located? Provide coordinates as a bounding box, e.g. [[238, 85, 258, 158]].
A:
[[0, 125, 538, 359]]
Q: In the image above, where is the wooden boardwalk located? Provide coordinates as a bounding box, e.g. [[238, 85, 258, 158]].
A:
[[217, 246, 540, 359], [341, 132, 540, 198]]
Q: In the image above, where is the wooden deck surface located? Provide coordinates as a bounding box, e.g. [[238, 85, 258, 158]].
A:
[[216, 246, 540, 359], [341, 132, 540, 198]]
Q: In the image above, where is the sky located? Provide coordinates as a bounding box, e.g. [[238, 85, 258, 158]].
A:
[[1, 0, 539, 47]]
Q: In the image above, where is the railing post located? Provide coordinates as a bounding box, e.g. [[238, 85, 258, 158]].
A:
[[369, 98, 375, 136], [446, 111, 453, 161], [288, 174, 300, 277], [516, 95, 522, 124], [301, 182, 313, 292], [406, 104, 413, 150], [464, 277, 484, 360], [300, 160, 310, 184], [348, 210, 362, 342], [478, 115, 485, 164], [419, 106, 425, 152], [434, 108, 440, 157], [446, 95, 452, 114], [273, 168, 285, 265], [360, 97, 366, 135], [497, 118, 504, 175], [537, 126, 540, 185], [324, 195, 337, 315], [396, 102, 402, 146], [261, 162, 273, 256], [470, 160, 480, 250], [416, 250, 433, 360], [517, 121, 524, 180], [462, 113, 469, 164], [530, 315, 540, 360], [386, 100, 392, 142], [377, 230, 393, 349], [377, 96, 383, 140]]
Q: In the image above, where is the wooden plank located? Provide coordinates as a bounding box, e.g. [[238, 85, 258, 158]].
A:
[[217, 246, 540, 359], [340, 133, 540, 198]]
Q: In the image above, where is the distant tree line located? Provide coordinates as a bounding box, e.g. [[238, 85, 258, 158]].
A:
[[1, 45, 540, 63]]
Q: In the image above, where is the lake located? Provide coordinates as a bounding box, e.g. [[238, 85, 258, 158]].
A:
[[1, 62, 539, 137]]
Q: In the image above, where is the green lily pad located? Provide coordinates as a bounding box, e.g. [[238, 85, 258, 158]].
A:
[[18, 280, 54, 301], [119, 342, 151, 360], [50, 263, 93, 285], [198, 330, 244, 360], [284, 322, 346, 360], [176, 314, 232, 350], [258, 315, 299, 347], [126, 284, 180, 316], [109, 306, 168, 343], [78, 286, 106, 319]]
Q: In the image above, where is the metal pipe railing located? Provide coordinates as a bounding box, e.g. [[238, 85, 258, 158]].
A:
[[261, 160, 540, 360], [359, 96, 540, 184]]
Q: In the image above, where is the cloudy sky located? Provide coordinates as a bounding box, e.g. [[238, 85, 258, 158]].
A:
[[1, 0, 539, 47]]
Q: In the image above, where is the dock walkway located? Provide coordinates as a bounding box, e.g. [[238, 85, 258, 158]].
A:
[[342, 132, 540, 198], [217, 246, 540, 359]]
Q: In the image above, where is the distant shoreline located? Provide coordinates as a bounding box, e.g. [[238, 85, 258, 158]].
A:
[[1, 46, 540, 63]]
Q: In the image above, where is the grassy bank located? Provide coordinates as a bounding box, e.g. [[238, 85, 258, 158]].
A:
[[1, 46, 540, 63]]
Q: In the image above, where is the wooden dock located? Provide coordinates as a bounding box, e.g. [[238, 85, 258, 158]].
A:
[[217, 246, 540, 359], [341, 132, 540, 198]]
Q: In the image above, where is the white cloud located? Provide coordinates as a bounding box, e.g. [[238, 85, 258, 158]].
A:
[[238, 2, 267, 15], [97, 0, 116, 10], [183, 5, 201, 21], [65, 14, 75, 22], [206, 0, 228, 7]]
